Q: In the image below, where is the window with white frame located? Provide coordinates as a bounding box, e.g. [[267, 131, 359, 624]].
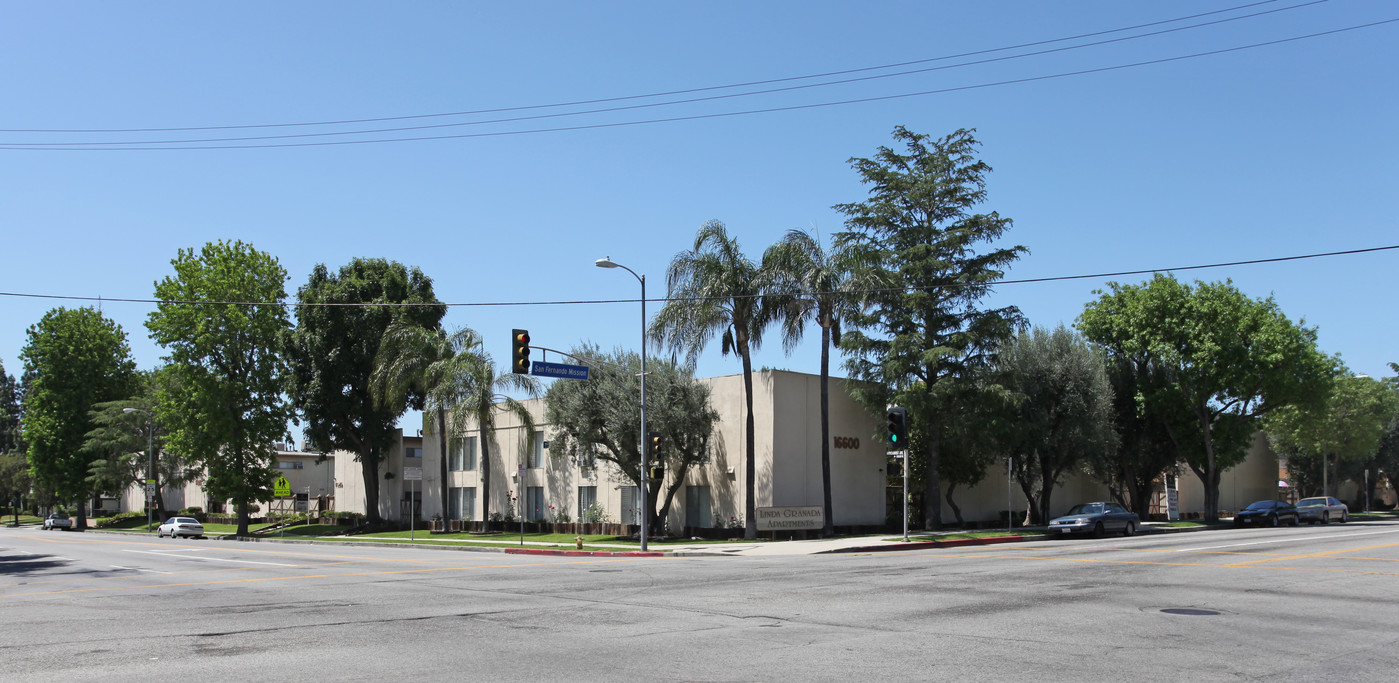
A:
[[276, 461, 304, 470], [578, 486, 597, 521], [620, 486, 641, 525], [404, 446, 422, 460], [449, 437, 477, 471], [527, 430, 544, 468], [447, 487, 476, 521], [525, 486, 545, 521]]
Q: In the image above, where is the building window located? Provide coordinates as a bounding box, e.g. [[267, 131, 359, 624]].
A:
[[525, 486, 545, 521], [527, 430, 544, 468], [449, 437, 477, 471], [404, 446, 422, 459], [276, 461, 303, 470], [685, 485, 713, 528], [448, 487, 476, 521], [620, 486, 641, 525], [578, 486, 598, 521]]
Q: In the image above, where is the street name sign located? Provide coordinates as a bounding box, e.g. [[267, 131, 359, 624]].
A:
[[531, 361, 589, 380]]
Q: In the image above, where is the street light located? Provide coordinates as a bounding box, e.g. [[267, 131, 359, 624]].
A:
[[595, 256, 649, 552], [123, 407, 155, 533]]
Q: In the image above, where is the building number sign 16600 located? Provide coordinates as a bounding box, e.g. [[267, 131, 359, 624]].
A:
[[833, 436, 860, 450]]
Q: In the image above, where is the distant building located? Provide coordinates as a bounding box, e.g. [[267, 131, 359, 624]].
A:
[[120, 370, 1308, 526]]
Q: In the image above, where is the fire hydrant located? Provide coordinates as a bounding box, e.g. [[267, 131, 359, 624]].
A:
[[575, 536, 585, 550]]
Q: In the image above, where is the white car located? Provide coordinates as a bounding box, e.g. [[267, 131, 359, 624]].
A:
[[157, 517, 205, 539]]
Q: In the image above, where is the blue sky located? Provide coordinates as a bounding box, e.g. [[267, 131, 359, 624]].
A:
[[3, 1, 1396, 434]]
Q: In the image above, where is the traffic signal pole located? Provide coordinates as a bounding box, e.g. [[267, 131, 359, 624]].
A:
[[887, 407, 908, 542]]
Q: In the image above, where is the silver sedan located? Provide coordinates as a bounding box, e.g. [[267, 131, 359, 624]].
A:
[[1295, 496, 1348, 524]]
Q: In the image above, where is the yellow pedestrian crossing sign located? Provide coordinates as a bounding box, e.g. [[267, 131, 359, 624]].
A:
[[273, 475, 291, 497]]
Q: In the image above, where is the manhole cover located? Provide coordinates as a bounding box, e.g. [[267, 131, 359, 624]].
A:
[[1160, 608, 1221, 616]]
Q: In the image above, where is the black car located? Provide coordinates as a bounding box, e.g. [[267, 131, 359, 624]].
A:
[[1233, 500, 1299, 527]]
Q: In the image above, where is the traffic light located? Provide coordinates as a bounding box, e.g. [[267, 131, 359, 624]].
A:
[[511, 329, 531, 374], [886, 408, 908, 450], [648, 463, 665, 481], [647, 432, 662, 460]]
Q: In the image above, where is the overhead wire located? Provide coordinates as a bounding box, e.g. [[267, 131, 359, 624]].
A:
[[7, 5, 1384, 151], [3, 15, 1392, 152], [1, 243, 1393, 308], [0, 0, 1332, 148], [0, 0, 1301, 135]]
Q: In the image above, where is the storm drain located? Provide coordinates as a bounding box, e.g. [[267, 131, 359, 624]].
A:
[[1160, 608, 1221, 616]]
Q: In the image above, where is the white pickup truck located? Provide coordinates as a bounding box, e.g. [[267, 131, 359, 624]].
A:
[[42, 513, 73, 530]]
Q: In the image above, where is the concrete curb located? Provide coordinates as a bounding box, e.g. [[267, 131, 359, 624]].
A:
[[505, 547, 665, 558], [822, 534, 1030, 554]]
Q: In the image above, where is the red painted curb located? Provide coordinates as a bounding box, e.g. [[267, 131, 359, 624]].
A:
[[504, 548, 664, 557]]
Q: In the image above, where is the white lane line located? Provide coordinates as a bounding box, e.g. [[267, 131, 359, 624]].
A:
[[109, 564, 172, 575], [121, 549, 296, 567], [1178, 528, 1399, 552]]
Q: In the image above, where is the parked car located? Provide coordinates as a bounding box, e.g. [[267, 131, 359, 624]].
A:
[[1048, 502, 1140, 537], [1233, 500, 1299, 527], [1295, 497, 1348, 524], [157, 517, 205, 539], [42, 513, 72, 531]]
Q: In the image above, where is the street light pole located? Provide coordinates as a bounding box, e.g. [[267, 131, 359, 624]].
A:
[[123, 407, 154, 532], [595, 256, 648, 552]]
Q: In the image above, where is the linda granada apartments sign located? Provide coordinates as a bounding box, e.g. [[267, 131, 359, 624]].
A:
[[755, 506, 824, 531]]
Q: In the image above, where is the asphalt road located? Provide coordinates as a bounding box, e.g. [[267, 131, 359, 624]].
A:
[[4, 521, 1398, 681]]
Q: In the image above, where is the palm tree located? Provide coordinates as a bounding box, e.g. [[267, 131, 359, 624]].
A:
[[441, 328, 539, 532], [763, 227, 869, 535], [372, 323, 454, 524], [372, 324, 538, 531], [651, 220, 775, 540]]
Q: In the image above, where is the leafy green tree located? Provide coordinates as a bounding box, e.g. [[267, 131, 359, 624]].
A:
[[835, 127, 1026, 530], [374, 324, 537, 529], [0, 359, 19, 456], [1373, 364, 1399, 507], [20, 307, 136, 527], [763, 227, 875, 534], [909, 378, 1015, 527], [1, 451, 30, 523], [82, 368, 195, 519], [1085, 358, 1182, 517], [0, 360, 27, 521], [651, 220, 776, 540], [994, 326, 1116, 525], [544, 344, 719, 533], [287, 258, 445, 525], [1265, 372, 1397, 499], [147, 240, 292, 535], [1078, 275, 1332, 521]]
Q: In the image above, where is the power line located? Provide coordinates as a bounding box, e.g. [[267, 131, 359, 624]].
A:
[[3, 243, 1392, 308], [5, 16, 1390, 152], [0, 0, 1330, 149], [0, 0, 1298, 135]]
